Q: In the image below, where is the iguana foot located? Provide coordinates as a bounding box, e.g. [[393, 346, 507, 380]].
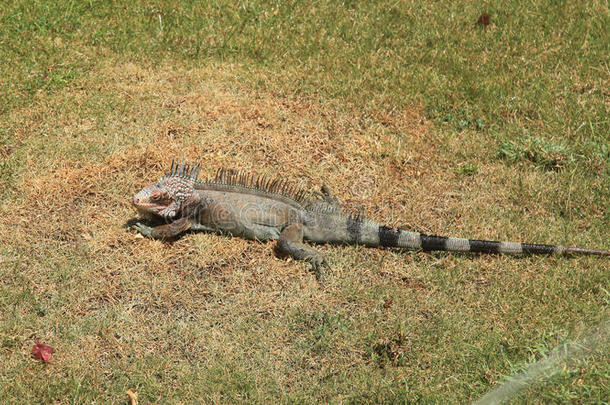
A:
[[132, 222, 154, 237], [320, 184, 342, 206], [130, 217, 191, 240], [309, 253, 329, 283]]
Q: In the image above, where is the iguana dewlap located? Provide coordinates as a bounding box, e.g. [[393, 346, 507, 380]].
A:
[[132, 159, 609, 280]]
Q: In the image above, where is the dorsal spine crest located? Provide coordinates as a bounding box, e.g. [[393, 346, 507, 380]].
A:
[[167, 158, 313, 205]]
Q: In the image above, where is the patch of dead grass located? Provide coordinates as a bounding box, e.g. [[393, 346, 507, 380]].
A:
[[0, 58, 608, 403]]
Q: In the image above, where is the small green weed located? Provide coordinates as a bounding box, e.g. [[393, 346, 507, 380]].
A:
[[455, 163, 479, 176], [427, 106, 486, 131], [498, 136, 571, 171]]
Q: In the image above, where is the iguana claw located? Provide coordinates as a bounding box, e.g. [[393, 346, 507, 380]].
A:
[[310, 255, 329, 283], [132, 222, 153, 238]]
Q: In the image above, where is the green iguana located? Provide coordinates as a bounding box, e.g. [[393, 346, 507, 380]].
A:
[[132, 158, 609, 280]]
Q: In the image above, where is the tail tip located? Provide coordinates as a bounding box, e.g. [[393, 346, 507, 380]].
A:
[[559, 246, 610, 256]]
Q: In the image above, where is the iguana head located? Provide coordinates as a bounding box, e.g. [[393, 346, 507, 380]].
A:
[[133, 159, 200, 220]]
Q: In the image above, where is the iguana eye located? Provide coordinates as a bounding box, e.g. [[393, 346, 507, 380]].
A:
[[150, 192, 167, 202]]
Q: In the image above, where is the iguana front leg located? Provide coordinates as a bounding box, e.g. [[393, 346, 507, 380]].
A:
[[277, 222, 329, 282], [132, 217, 191, 240]]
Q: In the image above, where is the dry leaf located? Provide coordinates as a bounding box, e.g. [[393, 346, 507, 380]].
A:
[[477, 12, 491, 27], [31, 341, 54, 363], [126, 389, 138, 405]]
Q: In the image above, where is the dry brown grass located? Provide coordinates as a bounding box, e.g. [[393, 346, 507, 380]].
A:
[[1, 58, 608, 403]]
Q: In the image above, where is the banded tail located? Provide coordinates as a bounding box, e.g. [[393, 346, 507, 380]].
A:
[[351, 219, 610, 256]]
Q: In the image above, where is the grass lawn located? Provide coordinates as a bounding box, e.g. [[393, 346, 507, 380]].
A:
[[0, 0, 608, 403]]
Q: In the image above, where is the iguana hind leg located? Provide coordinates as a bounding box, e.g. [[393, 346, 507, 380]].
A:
[[320, 184, 342, 206], [132, 217, 191, 240], [277, 222, 328, 282]]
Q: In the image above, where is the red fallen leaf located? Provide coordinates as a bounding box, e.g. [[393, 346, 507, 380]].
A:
[[32, 341, 54, 363], [477, 12, 491, 27]]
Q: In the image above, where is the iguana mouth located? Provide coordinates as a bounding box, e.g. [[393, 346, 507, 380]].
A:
[[133, 197, 170, 215], [134, 206, 163, 220]]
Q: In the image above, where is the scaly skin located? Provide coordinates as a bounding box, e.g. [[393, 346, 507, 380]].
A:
[[132, 159, 610, 281]]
